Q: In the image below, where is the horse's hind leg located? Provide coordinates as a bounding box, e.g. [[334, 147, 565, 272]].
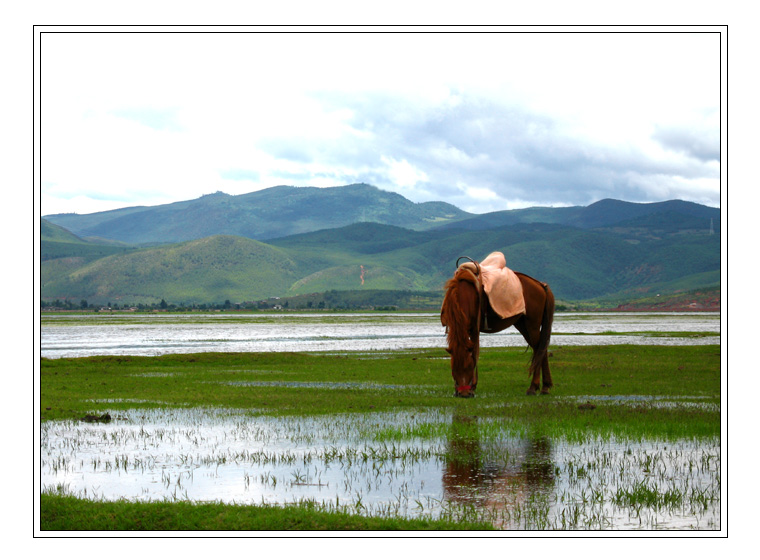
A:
[[515, 320, 542, 395], [540, 353, 553, 395], [528, 362, 542, 395], [528, 349, 543, 395]]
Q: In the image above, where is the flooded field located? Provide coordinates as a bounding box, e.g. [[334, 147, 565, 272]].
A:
[[40, 312, 720, 359], [39, 312, 721, 530], [41, 408, 720, 530]]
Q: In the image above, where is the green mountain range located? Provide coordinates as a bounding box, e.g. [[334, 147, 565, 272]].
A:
[[40, 184, 721, 306], [43, 183, 471, 244]]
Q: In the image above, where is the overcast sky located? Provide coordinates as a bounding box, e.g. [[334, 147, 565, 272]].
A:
[[40, 29, 722, 216]]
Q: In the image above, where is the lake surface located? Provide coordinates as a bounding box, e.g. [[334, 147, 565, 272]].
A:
[[40, 312, 721, 359]]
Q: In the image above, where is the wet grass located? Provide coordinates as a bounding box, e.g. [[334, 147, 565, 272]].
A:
[[591, 331, 716, 339], [39, 345, 721, 531], [40, 345, 720, 424], [40, 492, 494, 531], [40, 346, 720, 444]]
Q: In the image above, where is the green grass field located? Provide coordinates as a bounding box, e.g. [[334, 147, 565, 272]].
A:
[[40, 345, 720, 432]]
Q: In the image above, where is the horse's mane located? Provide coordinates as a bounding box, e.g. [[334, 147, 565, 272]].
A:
[[441, 267, 480, 359]]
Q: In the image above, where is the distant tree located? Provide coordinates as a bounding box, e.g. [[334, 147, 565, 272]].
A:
[[159, 299, 168, 309], [80, 299, 88, 309]]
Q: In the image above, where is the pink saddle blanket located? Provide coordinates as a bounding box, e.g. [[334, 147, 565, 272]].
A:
[[479, 252, 525, 319]]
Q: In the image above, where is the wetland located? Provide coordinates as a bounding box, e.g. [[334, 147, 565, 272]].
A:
[[39, 313, 722, 531], [40, 311, 720, 358]]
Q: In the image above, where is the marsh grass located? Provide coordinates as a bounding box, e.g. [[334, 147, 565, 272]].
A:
[[39, 345, 720, 531], [40, 409, 720, 530], [41, 345, 719, 425], [40, 492, 495, 531]]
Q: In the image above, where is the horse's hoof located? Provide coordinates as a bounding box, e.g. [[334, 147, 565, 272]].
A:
[[526, 388, 537, 396], [540, 389, 551, 395]]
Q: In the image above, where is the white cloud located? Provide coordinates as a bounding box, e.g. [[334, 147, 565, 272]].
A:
[[382, 157, 429, 188], [39, 29, 722, 216]]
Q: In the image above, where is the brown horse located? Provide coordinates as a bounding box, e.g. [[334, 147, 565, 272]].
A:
[[440, 257, 555, 397]]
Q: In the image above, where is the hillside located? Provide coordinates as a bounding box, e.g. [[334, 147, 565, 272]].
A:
[[41, 213, 721, 306], [41, 219, 87, 243], [435, 198, 720, 233], [40, 188, 721, 306], [41, 235, 303, 304], [41, 218, 132, 263], [43, 184, 472, 244]]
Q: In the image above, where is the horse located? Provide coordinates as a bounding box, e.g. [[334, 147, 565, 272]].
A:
[[440, 256, 555, 397]]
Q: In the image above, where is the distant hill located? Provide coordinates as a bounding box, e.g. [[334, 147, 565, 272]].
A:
[[41, 218, 87, 243], [41, 187, 721, 305], [41, 204, 721, 306], [43, 184, 472, 244], [41, 218, 130, 262], [435, 198, 719, 232], [41, 235, 303, 304]]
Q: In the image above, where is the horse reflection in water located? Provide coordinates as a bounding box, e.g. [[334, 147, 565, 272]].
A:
[[442, 415, 555, 528]]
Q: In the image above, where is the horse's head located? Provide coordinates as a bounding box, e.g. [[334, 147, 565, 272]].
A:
[[442, 261, 482, 398], [447, 343, 478, 398]]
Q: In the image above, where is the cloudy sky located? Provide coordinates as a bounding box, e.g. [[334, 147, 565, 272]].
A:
[[40, 28, 722, 216]]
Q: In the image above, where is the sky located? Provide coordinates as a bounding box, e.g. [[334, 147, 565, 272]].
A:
[[40, 28, 723, 216]]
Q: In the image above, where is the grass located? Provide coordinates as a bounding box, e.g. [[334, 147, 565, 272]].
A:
[[40, 345, 720, 437], [39, 344, 721, 531], [40, 493, 494, 531]]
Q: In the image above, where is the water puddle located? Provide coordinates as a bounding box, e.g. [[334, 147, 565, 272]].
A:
[[41, 408, 720, 530]]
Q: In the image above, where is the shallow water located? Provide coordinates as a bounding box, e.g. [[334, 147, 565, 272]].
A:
[[40, 312, 720, 359], [41, 408, 720, 530]]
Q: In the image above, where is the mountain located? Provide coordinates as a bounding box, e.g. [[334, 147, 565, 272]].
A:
[[435, 198, 720, 232], [40, 187, 721, 305], [41, 203, 721, 305], [43, 184, 720, 246], [42, 184, 472, 244]]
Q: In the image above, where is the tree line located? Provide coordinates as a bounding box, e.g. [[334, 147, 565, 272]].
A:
[[40, 290, 444, 312]]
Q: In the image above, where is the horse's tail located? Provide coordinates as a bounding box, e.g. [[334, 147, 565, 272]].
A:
[[530, 282, 554, 376]]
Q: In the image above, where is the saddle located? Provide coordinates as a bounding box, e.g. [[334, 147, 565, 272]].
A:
[[460, 252, 526, 319]]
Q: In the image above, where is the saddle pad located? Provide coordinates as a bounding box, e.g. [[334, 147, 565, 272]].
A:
[[479, 252, 526, 319]]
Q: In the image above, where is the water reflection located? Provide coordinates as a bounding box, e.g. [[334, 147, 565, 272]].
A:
[[443, 415, 555, 527], [40, 409, 720, 529]]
